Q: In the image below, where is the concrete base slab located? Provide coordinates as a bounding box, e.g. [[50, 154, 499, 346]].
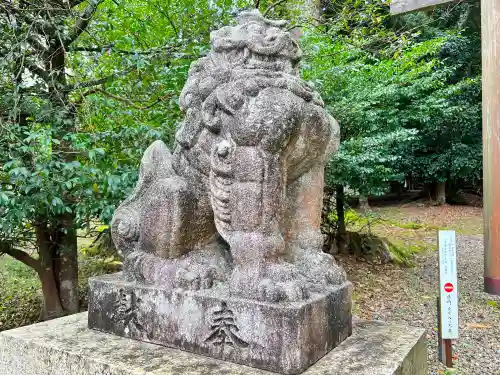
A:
[[88, 273, 352, 374], [0, 313, 427, 375]]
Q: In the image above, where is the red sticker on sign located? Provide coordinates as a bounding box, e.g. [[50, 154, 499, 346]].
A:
[[444, 282, 454, 293]]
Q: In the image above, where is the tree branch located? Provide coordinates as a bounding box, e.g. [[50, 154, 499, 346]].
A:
[[64, 0, 103, 48], [26, 63, 51, 82], [0, 243, 40, 272], [79, 87, 170, 109], [70, 44, 114, 53], [153, 4, 179, 38], [71, 45, 154, 55], [69, 0, 88, 7], [70, 44, 182, 55], [63, 66, 135, 91], [1, 3, 55, 33], [27, 34, 49, 54], [263, 0, 289, 17]]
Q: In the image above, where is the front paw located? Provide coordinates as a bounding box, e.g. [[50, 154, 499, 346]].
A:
[[229, 262, 310, 302], [292, 249, 347, 286], [256, 277, 308, 302], [173, 265, 216, 291]]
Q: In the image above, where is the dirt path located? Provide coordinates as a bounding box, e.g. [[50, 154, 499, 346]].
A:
[[338, 235, 500, 375]]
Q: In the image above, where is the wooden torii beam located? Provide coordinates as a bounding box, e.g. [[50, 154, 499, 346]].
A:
[[391, 0, 500, 296], [390, 0, 456, 14]]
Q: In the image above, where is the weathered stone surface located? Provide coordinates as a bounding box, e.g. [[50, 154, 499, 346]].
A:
[[88, 273, 352, 374], [109, 9, 346, 303], [88, 9, 353, 375], [0, 313, 427, 375]]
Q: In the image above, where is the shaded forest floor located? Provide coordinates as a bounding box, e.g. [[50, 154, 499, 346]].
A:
[[339, 204, 500, 375]]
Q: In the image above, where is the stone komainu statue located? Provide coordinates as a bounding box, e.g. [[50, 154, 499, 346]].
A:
[[111, 10, 346, 302]]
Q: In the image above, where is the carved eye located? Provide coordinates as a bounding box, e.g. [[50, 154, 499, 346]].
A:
[[216, 140, 232, 157]]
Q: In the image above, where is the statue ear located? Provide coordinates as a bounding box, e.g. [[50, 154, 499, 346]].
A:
[[139, 140, 174, 182]]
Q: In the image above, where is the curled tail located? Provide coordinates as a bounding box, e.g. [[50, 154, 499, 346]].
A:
[[111, 140, 174, 257]]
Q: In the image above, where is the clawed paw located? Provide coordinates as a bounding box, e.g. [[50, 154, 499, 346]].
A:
[[257, 278, 309, 302], [292, 249, 347, 287], [174, 266, 216, 291], [229, 262, 310, 302]]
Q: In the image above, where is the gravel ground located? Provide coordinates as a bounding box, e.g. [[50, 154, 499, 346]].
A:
[[338, 235, 500, 375]]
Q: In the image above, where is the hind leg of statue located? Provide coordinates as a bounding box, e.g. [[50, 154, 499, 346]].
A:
[[284, 162, 346, 291], [210, 145, 309, 302], [111, 141, 230, 291]]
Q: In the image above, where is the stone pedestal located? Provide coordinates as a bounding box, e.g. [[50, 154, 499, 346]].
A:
[[88, 273, 352, 374], [0, 313, 427, 375]]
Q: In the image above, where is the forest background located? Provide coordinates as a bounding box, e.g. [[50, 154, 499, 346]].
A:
[[0, 0, 482, 327]]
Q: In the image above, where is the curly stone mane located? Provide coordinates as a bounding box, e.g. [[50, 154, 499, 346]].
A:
[[175, 9, 324, 152]]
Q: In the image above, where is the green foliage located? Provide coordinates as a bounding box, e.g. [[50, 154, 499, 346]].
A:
[[328, 208, 378, 231], [487, 300, 498, 310], [0, 247, 122, 331], [302, 0, 482, 196], [386, 240, 425, 267], [334, 209, 428, 266], [0, 0, 485, 327], [0, 0, 254, 324], [67, 0, 253, 225], [72, 0, 256, 225], [398, 222, 423, 230], [0, 0, 257, 241], [0, 256, 41, 331], [78, 249, 122, 308]]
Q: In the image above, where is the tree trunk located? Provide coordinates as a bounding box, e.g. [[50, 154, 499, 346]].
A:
[[54, 214, 79, 314], [46, 40, 80, 314], [36, 225, 64, 320], [359, 195, 370, 211], [322, 186, 337, 254], [434, 181, 447, 205], [336, 185, 348, 254], [38, 268, 65, 320]]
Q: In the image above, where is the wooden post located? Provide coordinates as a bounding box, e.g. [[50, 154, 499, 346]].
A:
[[437, 298, 453, 367], [482, 0, 500, 296], [444, 339, 453, 367]]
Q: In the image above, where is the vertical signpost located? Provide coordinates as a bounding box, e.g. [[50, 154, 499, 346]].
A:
[[438, 230, 459, 368]]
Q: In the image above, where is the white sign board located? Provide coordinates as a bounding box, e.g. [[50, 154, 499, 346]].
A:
[[390, 0, 456, 15], [438, 230, 459, 339]]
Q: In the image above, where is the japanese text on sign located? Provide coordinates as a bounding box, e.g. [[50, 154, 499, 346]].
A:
[[438, 230, 459, 339]]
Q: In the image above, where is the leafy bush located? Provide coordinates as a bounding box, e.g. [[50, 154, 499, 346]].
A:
[[78, 249, 122, 309], [0, 257, 41, 331], [0, 249, 121, 332]]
